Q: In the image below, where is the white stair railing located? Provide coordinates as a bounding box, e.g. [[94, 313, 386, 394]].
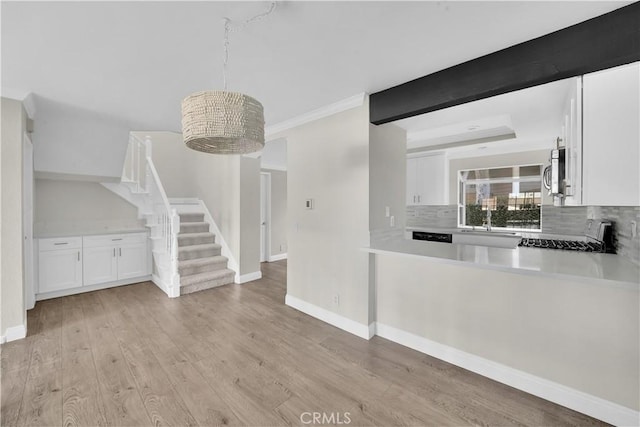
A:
[[122, 134, 180, 297]]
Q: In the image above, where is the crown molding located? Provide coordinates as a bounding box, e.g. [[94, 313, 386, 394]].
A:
[[265, 92, 366, 137]]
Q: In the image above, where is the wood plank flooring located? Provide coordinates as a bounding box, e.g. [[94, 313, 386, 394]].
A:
[[1, 260, 607, 426]]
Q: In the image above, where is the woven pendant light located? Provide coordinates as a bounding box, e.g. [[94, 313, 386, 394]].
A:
[[182, 3, 275, 155], [182, 91, 265, 154]]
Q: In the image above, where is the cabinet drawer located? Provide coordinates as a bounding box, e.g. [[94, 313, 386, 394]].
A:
[[39, 236, 82, 251], [83, 232, 147, 248]]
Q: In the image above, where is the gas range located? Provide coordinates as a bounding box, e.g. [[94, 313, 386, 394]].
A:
[[518, 238, 604, 252], [518, 219, 614, 253]]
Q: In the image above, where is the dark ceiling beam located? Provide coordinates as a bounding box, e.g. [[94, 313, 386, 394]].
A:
[[369, 2, 640, 125]]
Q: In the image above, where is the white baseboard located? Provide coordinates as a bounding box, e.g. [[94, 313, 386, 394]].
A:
[[151, 274, 180, 298], [1, 324, 27, 343], [237, 271, 262, 284], [268, 253, 287, 262], [285, 294, 372, 340], [374, 322, 639, 427], [36, 275, 152, 301]]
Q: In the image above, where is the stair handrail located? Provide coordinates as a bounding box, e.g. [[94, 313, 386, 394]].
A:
[[125, 134, 180, 296]]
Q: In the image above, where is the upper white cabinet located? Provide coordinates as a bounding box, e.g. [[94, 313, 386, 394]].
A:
[[407, 153, 448, 206], [559, 77, 583, 206], [582, 62, 639, 206], [38, 237, 83, 293]]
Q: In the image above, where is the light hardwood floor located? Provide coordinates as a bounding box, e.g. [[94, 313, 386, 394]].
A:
[[1, 260, 607, 426]]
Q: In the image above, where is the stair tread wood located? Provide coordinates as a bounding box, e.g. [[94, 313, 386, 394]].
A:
[[178, 255, 228, 268], [180, 269, 235, 286]]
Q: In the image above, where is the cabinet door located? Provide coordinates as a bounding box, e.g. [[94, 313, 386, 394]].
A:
[[83, 245, 118, 286], [38, 249, 82, 293], [416, 154, 447, 205], [406, 157, 418, 205], [118, 242, 148, 280], [583, 62, 639, 206], [562, 78, 583, 206]]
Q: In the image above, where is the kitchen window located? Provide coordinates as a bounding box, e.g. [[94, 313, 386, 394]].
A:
[[458, 165, 542, 231]]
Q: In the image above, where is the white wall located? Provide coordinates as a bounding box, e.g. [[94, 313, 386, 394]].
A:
[[369, 123, 407, 233], [262, 168, 287, 257], [33, 96, 131, 179], [274, 101, 371, 326], [34, 179, 143, 236], [240, 157, 260, 275], [374, 253, 639, 412], [1, 98, 26, 340]]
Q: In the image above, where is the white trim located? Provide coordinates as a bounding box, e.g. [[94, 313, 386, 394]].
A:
[[1, 324, 27, 343], [261, 163, 287, 172], [168, 197, 200, 205], [268, 253, 288, 262], [285, 294, 372, 340], [151, 274, 180, 298], [368, 322, 376, 339], [265, 93, 366, 137], [238, 271, 262, 284], [260, 172, 271, 263], [36, 275, 152, 301], [374, 322, 640, 427]]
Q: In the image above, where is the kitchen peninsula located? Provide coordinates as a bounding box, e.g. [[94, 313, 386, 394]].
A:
[[365, 237, 639, 425]]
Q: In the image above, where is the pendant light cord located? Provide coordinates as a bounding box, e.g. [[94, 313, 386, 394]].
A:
[[222, 1, 277, 91]]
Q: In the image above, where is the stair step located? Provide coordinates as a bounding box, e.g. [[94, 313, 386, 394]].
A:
[[178, 232, 215, 247], [178, 243, 221, 260], [180, 222, 209, 234], [180, 213, 205, 223], [180, 269, 235, 295], [179, 255, 228, 276]]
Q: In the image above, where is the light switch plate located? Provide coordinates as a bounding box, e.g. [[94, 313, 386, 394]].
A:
[[305, 199, 314, 209]]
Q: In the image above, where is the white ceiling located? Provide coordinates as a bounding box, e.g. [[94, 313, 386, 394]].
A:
[[395, 76, 576, 156], [1, 1, 630, 135]]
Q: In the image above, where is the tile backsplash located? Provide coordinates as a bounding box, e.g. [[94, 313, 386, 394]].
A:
[[408, 204, 640, 266], [406, 205, 458, 229], [538, 205, 639, 266]]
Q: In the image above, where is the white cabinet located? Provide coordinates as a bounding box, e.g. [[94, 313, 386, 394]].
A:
[[407, 153, 448, 206], [559, 77, 583, 206], [37, 232, 149, 299], [83, 245, 118, 286], [582, 62, 640, 206], [83, 233, 148, 285], [38, 237, 83, 293]]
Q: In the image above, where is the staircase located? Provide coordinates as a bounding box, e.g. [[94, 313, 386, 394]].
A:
[[177, 213, 235, 295], [102, 134, 237, 297]]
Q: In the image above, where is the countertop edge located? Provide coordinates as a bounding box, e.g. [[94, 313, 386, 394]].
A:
[[363, 246, 640, 291], [36, 228, 149, 239]]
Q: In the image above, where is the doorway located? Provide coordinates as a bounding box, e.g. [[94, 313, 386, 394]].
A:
[[23, 132, 35, 310], [260, 172, 271, 262]]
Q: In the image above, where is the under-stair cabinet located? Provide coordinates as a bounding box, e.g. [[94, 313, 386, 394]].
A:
[[36, 231, 151, 300]]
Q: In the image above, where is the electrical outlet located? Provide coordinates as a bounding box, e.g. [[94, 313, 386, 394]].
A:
[[390, 215, 395, 227], [333, 294, 340, 306], [385, 206, 390, 217]]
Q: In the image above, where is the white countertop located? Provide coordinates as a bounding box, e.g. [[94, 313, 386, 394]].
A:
[[35, 228, 148, 238], [366, 238, 640, 289]]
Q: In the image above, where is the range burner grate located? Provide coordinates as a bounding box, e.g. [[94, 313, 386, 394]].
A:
[[518, 238, 604, 252]]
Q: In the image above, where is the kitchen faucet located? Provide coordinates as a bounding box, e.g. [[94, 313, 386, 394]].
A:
[[486, 208, 492, 232]]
